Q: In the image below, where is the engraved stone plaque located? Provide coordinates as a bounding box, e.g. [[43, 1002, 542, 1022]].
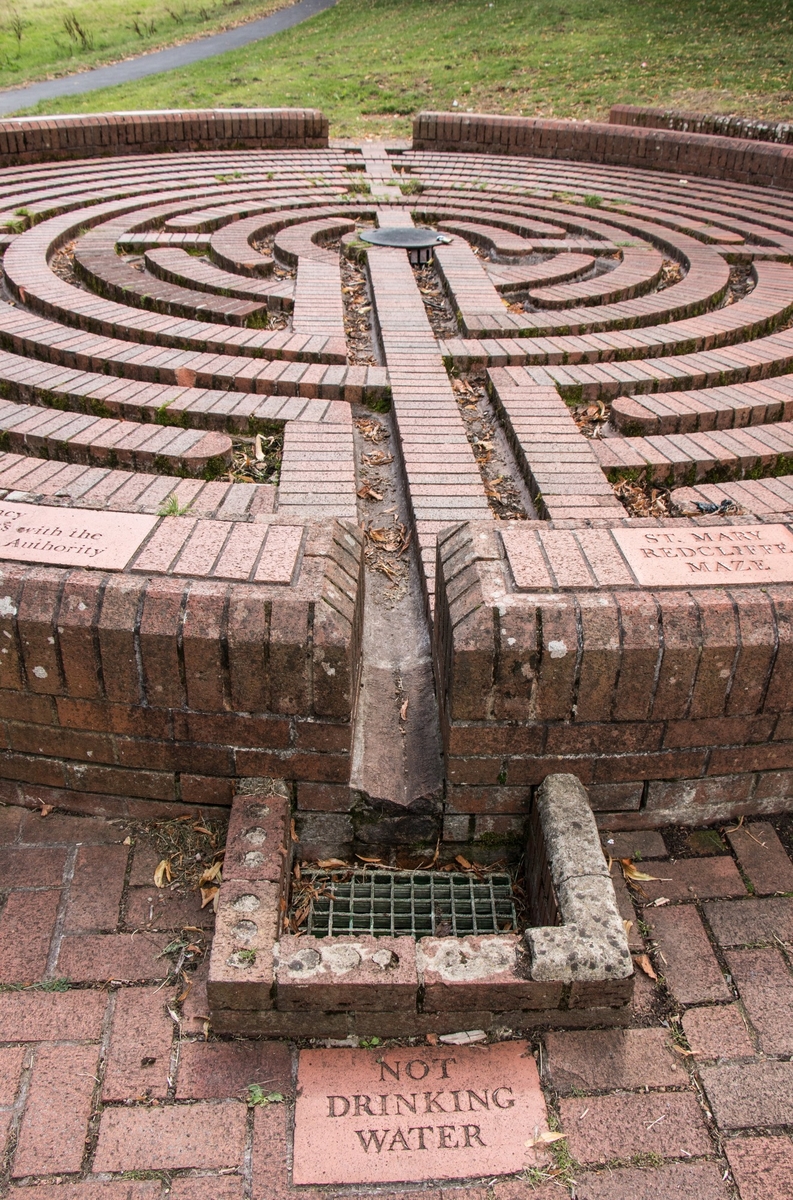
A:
[[612, 524, 793, 587], [0, 502, 157, 570], [293, 1042, 549, 1185]]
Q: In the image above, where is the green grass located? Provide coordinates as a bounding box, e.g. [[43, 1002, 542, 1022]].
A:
[[7, 0, 793, 138], [0, 0, 293, 89]]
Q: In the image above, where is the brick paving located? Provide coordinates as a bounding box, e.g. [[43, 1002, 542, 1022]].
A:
[[0, 803, 791, 1195]]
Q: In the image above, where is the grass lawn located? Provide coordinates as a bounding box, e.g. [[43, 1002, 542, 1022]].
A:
[[0, 0, 294, 89], [5, 0, 793, 138]]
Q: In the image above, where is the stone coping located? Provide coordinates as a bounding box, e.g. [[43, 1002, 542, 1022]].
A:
[[207, 779, 633, 1036]]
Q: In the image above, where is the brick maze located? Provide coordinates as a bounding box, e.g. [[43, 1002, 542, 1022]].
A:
[[1, 101, 793, 1197]]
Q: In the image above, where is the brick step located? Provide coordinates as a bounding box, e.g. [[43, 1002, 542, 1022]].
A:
[[209, 204, 358, 275], [144, 247, 294, 310], [486, 252, 596, 292], [672, 475, 793, 516], [488, 372, 621, 520], [529, 242, 664, 308], [439, 218, 558, 254], [611, 374, 793, 435], [593, 419, 793, 485], [0, 346, 387, 423], [0, 449, 274, 517], [0, 398, 232, 476]]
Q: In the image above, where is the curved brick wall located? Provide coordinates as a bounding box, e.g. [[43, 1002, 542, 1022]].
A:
[[412, 110, 793, 189], [0, 108, 328, 167]]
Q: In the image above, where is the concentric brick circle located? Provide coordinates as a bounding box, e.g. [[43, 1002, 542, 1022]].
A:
[[2, 121, 793, 826]]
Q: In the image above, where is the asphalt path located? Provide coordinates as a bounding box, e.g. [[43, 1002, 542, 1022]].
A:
[[0, 0, 336, 116]]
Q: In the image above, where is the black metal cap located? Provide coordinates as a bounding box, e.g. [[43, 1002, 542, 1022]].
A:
[[359, 226, 452, 249]]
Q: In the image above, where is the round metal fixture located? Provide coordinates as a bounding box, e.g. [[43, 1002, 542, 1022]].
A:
[[359, 225, 452, 264]]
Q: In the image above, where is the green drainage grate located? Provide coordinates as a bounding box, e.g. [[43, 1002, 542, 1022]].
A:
[[300, 869, 518, 939]]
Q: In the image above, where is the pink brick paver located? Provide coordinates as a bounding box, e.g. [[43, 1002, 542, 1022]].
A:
[[558, 1092, 712, 1164], [102, 986, 175, 1100], [681, 1003, 755, 1059], [13, 1044, 99, 1176], [93, 1101, 247, 1171], [725, 1135, 793, 1200], [648, 904, 731, 1004]]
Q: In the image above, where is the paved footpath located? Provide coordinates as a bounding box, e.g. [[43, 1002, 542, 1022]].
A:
[[1, 803, 793, 1198], [0, 0, 336, 117]]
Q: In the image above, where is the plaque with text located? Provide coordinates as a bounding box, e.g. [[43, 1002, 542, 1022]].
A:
[[0, 502, 158, 571], [293, 1042, 549, 1185], [613, 523, 793, 587]]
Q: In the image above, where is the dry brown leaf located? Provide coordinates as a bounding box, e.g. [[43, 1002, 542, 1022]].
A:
[[198, 861, 222, 886], [426, 1032, 439, 1046], [38, 803, 54, 817], [623, 919, 634, 938], [634, 953, 658, 980], [200, 886, 219, 909], [621, 858, 670, 882], [122, 835, 132, 846], [293, 862, 302, 881], [317, 858, 347, 869], [356, 855, 383, 864], [455, 854, 472, 870], [525, 1130, 567, 1149], [154, 859, 172, 888], [671, 1043, 695, 1056], [400, 698, 409, 721], [290, 820, 298, 843]]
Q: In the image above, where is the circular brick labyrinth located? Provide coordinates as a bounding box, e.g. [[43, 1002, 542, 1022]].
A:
[[3, 134, 793, 825]]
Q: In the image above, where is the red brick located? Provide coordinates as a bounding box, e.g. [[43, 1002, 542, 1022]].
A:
[[601, 830, 667, 859], [0, 889, 60, 984], [10, 1184, 160, 1200], [726, 821, 793, 894], [251, 1103, 297, 1200], [726, 947, 793, 1054], [0, 845, 66, 887], [0, 990, 107, 1040], [19, 809, 125, 844], [181, 954, 211, 1036], [13, 1043, 99, 1176], [559, 1092, 711, 1165], [125, 885, 213, 930], [572, 1163, 730, 1200], [704, 897, 793, 946], [64, 843, 127, 930], [639, 855, 746, 902], [0, 1045, 25, 1105], [648, 906, 731, 1004], [181, 774, 235, 807], [94, 1100, 247, 1171], [682, 1003, 755, 1059], [725, 1135, 793, 1200], [168, 1180, 245, 1200], [103, 986, 175, 1100], [176, 1039, 292, 1099], [701, 1061, 793, 1128], [57, 933, 169, 982], [544, 1028, 683, 1093]]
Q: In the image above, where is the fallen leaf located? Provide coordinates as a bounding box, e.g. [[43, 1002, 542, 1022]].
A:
[[154, 859, 172, 888], [525, 1130, 567, 1149], [198, 861, 222, 886], [621, 858, 670, 882], [122, 836, 132, 846], [200, 886, 219, 909], [317, 858, 347, 869], [634, 953, 657, 980], [455, 854, 472, 869], [293, 862, 302, 881], [400, 698, 409, 721], [355, 855, 383, 864], [39, 804, 54, 817], [623, 919, 634, 938], [290, 820, 298, 844], [438, 1029, 487, 1045], [426, 1033, 439, 1046], [672, 1043, 695, 1056], [650, 896, 671, 907]]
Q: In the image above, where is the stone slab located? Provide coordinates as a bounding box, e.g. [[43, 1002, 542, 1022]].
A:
[[612, 524, 793, 587], [292, 1042, 548, 1185], [0, 501, 157, 570]]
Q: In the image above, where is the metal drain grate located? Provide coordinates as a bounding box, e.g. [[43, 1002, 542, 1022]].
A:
[[300, 869, 517, 939]]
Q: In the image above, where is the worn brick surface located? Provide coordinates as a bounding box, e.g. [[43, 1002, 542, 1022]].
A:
[[572, 1163, 730, 1200], [726, 821, 793, 894], [176, 1038, 292, 1099], [64, 843, 127, 930], [0, 990, 107, 1040], [640, 856, 746, 902], [0, 1045, 25, 1105], [725, 947, 793, 1053], [704, 897, 793, 946], [13, 1044, 99, 1176], [682, 1003, 755, 1059], [725, 1135, 793, 1200], [94, 1101, 247, 1171], [559, 1092, 711, 1164], [648, 905, 731, 1003], [102, 986, 175, 1100], [57, 932, 169, 981], [701, 1061, 793, 1128], [544, 1028, 683, 1093], [0, 845, 66, 886], [0, 889, 60, 983], [10, 1185, 161, 1200]]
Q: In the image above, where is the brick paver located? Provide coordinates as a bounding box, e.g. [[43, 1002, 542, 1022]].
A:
[[572, 1163, 730, 1200], [545, 1028, 683, 1092], [102, 986, 175, 1100], [13, 1044, 99, 1176], [93, 1101, 247, 1171], [648, 905, 731, 1004], [725, 1135, 793, 1200], [681, 1003, 755, 1059], [558, 1092, 711, 1164]]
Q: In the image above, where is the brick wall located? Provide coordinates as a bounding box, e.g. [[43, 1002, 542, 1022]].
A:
[[412, 111, 793, 190], [610, 104, 793, 145], [0, 109, 329, 167], [0, 519, 363, 815], [433, 520, 793, 831]]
